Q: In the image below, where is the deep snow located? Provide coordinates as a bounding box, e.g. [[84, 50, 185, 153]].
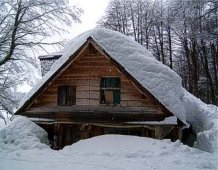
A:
[[0, 116, 217, 170], [0, 116, 49, 151], [182, 90, 218, 153]]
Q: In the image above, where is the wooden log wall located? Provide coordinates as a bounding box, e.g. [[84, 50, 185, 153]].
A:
[[30, 44, 163, 115]]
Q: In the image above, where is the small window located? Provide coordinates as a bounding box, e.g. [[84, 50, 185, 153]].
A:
[[100, 77, 120, 104], [58, 85, 76, 106]]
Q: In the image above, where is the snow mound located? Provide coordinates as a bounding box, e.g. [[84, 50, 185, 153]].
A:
[[62, 135, 173, 154], [60, 135, 217, 170], [182, 90, 218, 153], [0, 135, 217, 170], [0, 116, 49, 151]]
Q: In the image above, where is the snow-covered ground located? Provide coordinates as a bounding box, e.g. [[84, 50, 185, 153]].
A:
[[0, 116, 217, 170]]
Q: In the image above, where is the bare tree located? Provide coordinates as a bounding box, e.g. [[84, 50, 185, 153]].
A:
[[0, 0, 82, 66], [0, 0, 83, 114]]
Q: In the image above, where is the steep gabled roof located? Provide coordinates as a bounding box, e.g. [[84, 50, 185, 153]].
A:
[[16, 28, 187, 125]]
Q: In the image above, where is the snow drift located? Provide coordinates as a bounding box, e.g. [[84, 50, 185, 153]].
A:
[[182, 90, 218, 153], [61, 135, 217, 170], [1, 134, 217, 170], [17, 28, 218, 153], [0, 117, 216, 169], [0, 116, 49, 151]]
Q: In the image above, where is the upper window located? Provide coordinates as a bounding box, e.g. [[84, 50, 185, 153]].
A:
[[100, 77, 120, 104], [57, 85, 76, 106]]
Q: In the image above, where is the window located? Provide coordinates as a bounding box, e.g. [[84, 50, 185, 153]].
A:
[[58, 85, 76, 106], [100, 77, 120, 104]]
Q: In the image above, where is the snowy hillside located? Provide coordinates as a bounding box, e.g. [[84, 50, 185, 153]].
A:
[[0, 116, 217, 170]]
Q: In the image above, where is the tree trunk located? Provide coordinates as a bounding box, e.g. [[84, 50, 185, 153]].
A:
[[129, 3, 137, 41], [167, 25, 173, 69], [201, 40, 216, 104], [211, 43, 218, 96], [190, 40, 199, 97]]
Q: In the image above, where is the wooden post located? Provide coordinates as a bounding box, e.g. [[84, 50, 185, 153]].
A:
[[59, 125, 64, 148], [53, 123, 60, 149], [176, 126, 182, 140], [155, 126, 160, 139]]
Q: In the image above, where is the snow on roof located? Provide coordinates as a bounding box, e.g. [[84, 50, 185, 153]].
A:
[[29, 118, 55, 122], [38, 52, 63, 59], [127, 116, 177, 125], [17, 28, 187, 124]]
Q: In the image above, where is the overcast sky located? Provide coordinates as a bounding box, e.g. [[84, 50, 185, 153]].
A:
[[43, 0, 110, 54], [69, 0, 110, 37]]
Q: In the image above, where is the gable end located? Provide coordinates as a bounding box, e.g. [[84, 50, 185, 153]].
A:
[[16, 37, 178, 123]]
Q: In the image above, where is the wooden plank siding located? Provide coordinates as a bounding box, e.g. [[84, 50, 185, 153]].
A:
[[27, 44, 164, 120]]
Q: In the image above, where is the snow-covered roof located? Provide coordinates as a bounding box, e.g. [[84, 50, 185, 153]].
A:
[[17, 28, 187, 125], [29, 118, 55, 122], [127, 116, 177, 125], [38, 52, 63, 59]]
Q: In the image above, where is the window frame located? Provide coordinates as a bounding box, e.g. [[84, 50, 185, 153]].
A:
[[100, 77, 121, 105]]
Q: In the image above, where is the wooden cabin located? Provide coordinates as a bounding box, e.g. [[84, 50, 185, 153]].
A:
[[16, 30, 185, 149]]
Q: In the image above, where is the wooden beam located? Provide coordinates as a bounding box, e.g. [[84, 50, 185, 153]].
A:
[[26, 105, 164, 114], [20, 111, 166, 122]]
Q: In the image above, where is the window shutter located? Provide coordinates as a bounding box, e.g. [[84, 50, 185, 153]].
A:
[[101, 78, 106, 88], [67, 86, 76, 105], [58, 86, 67, 105], [114, 77, 120, 87], [58, 85, 76, 106], [108, 78, 114, 87], [113, 89, 120, 104]]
